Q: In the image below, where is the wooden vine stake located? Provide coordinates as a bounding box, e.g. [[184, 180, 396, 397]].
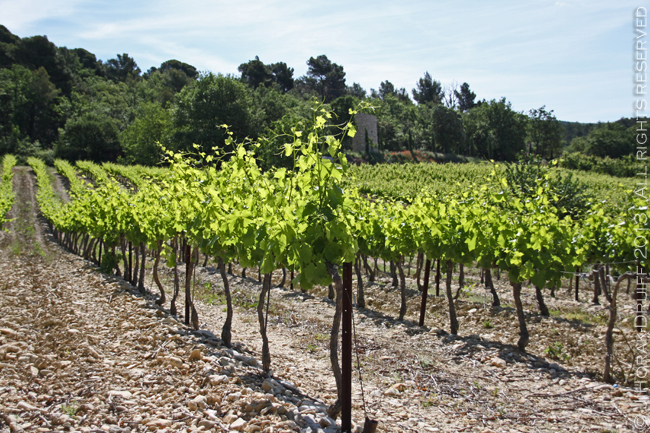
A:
[[341, 262, 352, 433]]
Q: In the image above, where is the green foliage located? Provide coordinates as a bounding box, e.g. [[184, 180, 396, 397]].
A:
[[56, 112, 121, 162], [238, 56, 294, 93], [172, 73, 259, 153], [0, 65, 62, 151], [482, 320, 494, 329], [100, 249, 118, 273], [105, 53, 141, 83], [504, 157, 592, 219], [299, 55, 346, 103], [374, 93, 417, 151], [412, 72, 443, 105], [559, 153, 643, 178], [430, 104, 465, 153], [0, 154, 17, 230], [583, 124, 633, 159], [464, 98, 527, 161], [454, 83, 476, 112], [545, 341, 570, 361], [120, 102, 172, 165], [527, 106, 562, 159], [346, 161, 493, 202], [257, 113, 312, 171], [157, 59, 198, 79], [61, 402, 79, 417]]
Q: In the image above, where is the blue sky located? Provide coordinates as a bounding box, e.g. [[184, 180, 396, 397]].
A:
[[0, 0, 643, 123]]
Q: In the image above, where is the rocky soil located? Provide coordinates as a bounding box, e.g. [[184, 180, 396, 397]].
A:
[[1, 166, 649, 433]]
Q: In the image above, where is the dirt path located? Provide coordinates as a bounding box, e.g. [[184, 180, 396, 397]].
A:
[[1, 166, 649, 433]]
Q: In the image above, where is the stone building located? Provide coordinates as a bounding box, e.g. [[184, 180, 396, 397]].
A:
[[351, 113, 378, 153]]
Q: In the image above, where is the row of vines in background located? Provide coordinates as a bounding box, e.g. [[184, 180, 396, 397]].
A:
[[0, 154, 17, 230], [26, 104, 647, 418]]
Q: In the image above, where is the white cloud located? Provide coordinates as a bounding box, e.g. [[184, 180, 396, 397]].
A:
[[0, 0, 81, 33]]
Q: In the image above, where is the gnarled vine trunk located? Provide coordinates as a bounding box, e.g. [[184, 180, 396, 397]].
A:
[[435, 259, 441, 297], [454, 263, 464, 299], [390, 261, 398, 287], [592, 263, 601, 305], [184, 245, 199, 330], [485, 268, 500, 307], [598, 265, 612, 303], [604, 273, 632, 383], [362, 254, 375, 282], [397, 257, 407, 321], [326, 264, 343, 420], [511, 280, 529, 351], [415, 251, 424, 291], [445, 260, 458, 335], [153, 240, 165, 305], [137, 243, 146, 293], [132, 241, 139, 288], [218, 256, 233, 347], [120, 235, 129, 283], [534, 285, 549, 316], [170, 236, 180, 316], [257, 273, 272, 373]]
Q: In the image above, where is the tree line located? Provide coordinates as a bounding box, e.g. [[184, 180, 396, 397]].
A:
[[0, 25, 636, 166]]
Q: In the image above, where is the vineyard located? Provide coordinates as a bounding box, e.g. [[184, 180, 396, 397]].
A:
[[1, 106, 649, 432]]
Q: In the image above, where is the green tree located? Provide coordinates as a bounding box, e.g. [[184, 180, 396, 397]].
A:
[[464, 98, 526, 161], [120, 102, 172, 165], [454, 82, 476, 112], [375, 93, 417, 151], [158, 59, 198, 79], [412, 72, 443, 105], [12, 34, 74, 96], [0, 65, 61, 150], [301, 55, 346, 102], [371, 80, 411, 103], [71, 48, 104, 76], [527, 106, 562, 159], [105, 53, 141, 83], [346, 82, 366, 99], [239, 56, 272, 89], [584, 124, 633, 159], [330, 95, 360, 149], [56, 112, 121, 162], [430, 105, 464, 153], [269, 62, 294, 93], [238, 57, 294, 93], [0, 25, 20, 68], [172, 73, 259, 153]]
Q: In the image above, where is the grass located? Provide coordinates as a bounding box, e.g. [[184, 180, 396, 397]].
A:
[[193, 281, 259, 309], [549, 307, 608, 326], [467, 294, 491, 304], [419, 356, 435, 369], [61, 402, 78, 416], [544, 341, 570, 361], [482, 320, 494, 329]]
